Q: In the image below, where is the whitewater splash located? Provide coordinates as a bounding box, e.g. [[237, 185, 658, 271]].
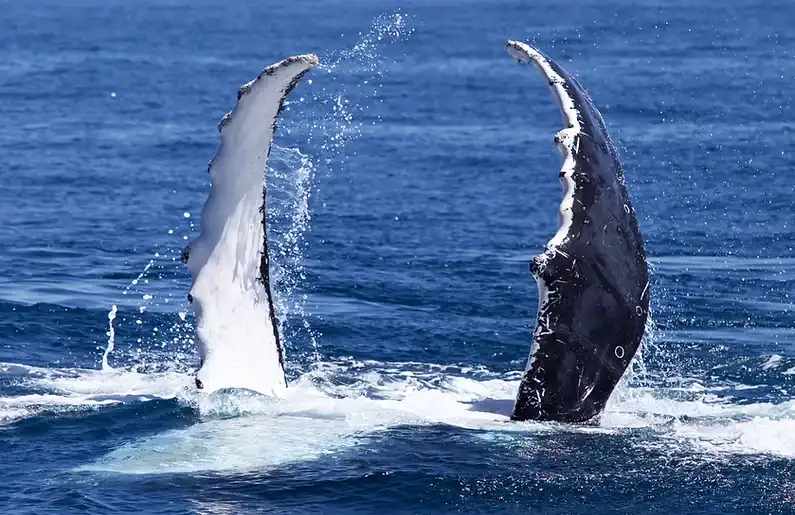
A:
[[267, 146, 320, 360], [2, 357, 795, 474]]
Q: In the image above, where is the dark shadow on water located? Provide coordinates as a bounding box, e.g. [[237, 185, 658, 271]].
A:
[[465, 397, 514, 417]]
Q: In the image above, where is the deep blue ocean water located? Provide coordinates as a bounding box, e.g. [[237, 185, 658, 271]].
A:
[[2, 0, 795, 513]]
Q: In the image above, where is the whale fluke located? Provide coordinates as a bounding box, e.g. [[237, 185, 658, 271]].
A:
[[505, 41, 649, 423], [185, 54, 318, 395]]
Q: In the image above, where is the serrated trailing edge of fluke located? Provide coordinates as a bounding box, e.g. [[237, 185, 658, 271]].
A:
[[215, 54, 320, 131]]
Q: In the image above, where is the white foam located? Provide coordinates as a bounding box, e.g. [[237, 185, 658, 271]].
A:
[[80, 370, 531, 474], [665, 417, 795, 457], [762, 354, 783, 370], [603, 386, 795, 458], [81, 413, 359, 474], [0, 363, 190, 425], [85, 366, 795, 473], [5, 359, 795, 471]]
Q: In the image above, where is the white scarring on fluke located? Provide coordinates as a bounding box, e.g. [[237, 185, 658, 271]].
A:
[[186, 54, 318, 396], [505, 40, 582, 373]]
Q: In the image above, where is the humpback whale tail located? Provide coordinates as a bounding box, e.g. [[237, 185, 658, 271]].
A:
[[505, 41, 650, 423], [185, 54, 318, 396]]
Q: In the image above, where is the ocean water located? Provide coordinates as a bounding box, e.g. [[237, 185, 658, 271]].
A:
[[2, 0, 795, 513]]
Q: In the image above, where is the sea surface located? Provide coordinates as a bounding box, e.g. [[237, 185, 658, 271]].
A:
[[2, 0, 795, 513]]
